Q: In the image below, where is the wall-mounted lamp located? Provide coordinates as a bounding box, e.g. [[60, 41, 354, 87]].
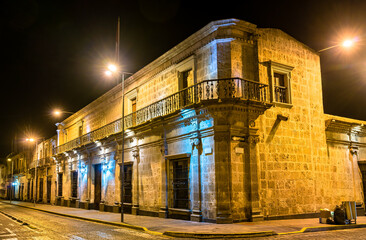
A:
[[80, 163, 87, 175], [95, 141, 102, 147], [12, 179, 19, 186], [102, 160, 114, 173]]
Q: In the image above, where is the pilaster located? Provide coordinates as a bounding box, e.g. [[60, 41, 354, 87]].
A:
[[214, 130, 233, 224], [190, 134, 203, 222], [132, 148, 140, 215]]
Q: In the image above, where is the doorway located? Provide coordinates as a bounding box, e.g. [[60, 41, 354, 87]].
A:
[[39, 178, 43, 202], [359, 163, 366, 211], [94, 164, 102, 210], [47, 178, 51, 203]]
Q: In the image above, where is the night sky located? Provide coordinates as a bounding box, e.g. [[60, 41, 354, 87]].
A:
[[1, 0, 366, 157]]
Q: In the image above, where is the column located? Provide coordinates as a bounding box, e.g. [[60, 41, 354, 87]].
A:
[[132, 148, 140, 215], [159, 129, 168, 218], [246, 127, 264, 222], [190, 136, 202, 222]]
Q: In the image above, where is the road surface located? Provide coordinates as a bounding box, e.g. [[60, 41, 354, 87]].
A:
[[0, 202, 165, 239]]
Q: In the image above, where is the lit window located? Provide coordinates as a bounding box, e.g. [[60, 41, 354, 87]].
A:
[[269, 61, 293, 105]]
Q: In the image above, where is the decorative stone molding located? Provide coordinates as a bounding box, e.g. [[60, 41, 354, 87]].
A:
[[214, 132, 231, 142], [349, 145, 359, 155], [247, 135, 260, 144], [132, 149, 139, 159], [190, 138, 200, 147]]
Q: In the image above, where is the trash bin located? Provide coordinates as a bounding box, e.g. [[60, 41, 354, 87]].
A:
[[343, 201, 357, 224]]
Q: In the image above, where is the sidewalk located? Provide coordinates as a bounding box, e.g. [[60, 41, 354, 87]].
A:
[[1, 200, 366, 238]]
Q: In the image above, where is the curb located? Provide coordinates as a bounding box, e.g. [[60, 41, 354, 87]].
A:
[[163, 231, 278, 239], [278, 223, 366, 235]]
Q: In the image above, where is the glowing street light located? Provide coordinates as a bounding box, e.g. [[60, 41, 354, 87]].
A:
[[108, 64, 118, 72], [318, 38, 358, 52], [52, 109, 74, 117], [342, 39, 355, 48]]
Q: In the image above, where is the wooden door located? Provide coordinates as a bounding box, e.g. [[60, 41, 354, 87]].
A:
[[39, 178, 43, 202], [47, 178, 51, 203], [94, 164, 102, 210]]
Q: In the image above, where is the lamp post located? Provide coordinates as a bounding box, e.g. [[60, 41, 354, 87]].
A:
[[7, 158, 13, 203], [105, 64, 132, 222]]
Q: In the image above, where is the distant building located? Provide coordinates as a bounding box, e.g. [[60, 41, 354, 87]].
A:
[[3, 19, 366, 223], [0, 161, 6, 198]]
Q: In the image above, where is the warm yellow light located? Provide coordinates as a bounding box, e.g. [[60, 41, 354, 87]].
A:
[[53, 110, 61, 116], [26, 138, 35, 142], [105, 70, 113, 76], [342, 39, 354, 48], [107, 64, 118, 72], [7, 158, 11, 162]]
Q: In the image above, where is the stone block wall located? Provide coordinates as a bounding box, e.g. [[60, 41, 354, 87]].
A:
[[255, 28, 363, 218], [257, 28, 324, 217]]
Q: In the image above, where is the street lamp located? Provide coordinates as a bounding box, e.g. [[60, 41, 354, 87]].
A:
[[318, 38, 357, 52], [105, 63, 132, 222], [53, 109, 74, 117], [7, 158, 13, 203], [26, 137, 43, 207]]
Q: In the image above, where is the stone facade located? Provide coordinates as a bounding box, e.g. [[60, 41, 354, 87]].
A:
[[2, 18, 366, 223]]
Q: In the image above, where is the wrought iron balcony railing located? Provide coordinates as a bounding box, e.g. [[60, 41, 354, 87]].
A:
[[54, 78, 268, 155], [274, 85, 287, 103]]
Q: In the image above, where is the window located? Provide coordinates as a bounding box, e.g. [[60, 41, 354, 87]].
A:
[[179, 69, 194, 106], [125, 90, 137, 127], [172, 159, 189, 209], [274, 73, 287, 103], [71, 171, 78, 198], [269, 61, 294, 106], [176, 56, 196, 107], [58, 173, 63, 196], [131, 98, 136, 126]]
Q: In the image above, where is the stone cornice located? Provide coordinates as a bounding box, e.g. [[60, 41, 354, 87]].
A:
[[126, 19, 257, 86]]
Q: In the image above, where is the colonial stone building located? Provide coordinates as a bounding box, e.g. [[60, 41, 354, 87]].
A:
[[3, 18, 366, 223]]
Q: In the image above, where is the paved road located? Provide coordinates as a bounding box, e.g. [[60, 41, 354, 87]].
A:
[[0, 202, 165, 240], [1, 202, 365, 239]]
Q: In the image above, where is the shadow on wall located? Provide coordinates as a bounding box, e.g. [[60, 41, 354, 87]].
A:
[[266, 114, 288, 143]]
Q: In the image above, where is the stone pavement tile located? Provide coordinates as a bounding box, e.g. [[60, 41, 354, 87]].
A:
[[3, 200, 366, 234]]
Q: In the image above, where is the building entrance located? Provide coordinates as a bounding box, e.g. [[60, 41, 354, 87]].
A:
[[359, 163, 366, 212], [39, 178, 43, 202], [94, 164, 102, 210], [47, 177, 51, 203]]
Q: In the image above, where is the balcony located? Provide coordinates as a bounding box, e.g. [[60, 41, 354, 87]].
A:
[[54, 78, 269, 155]]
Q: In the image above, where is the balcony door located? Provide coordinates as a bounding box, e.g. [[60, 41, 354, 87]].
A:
[[179, 69, 194, 107]]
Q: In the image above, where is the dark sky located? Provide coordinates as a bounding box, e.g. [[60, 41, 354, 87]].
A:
[[1, 0, 366, 157]]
